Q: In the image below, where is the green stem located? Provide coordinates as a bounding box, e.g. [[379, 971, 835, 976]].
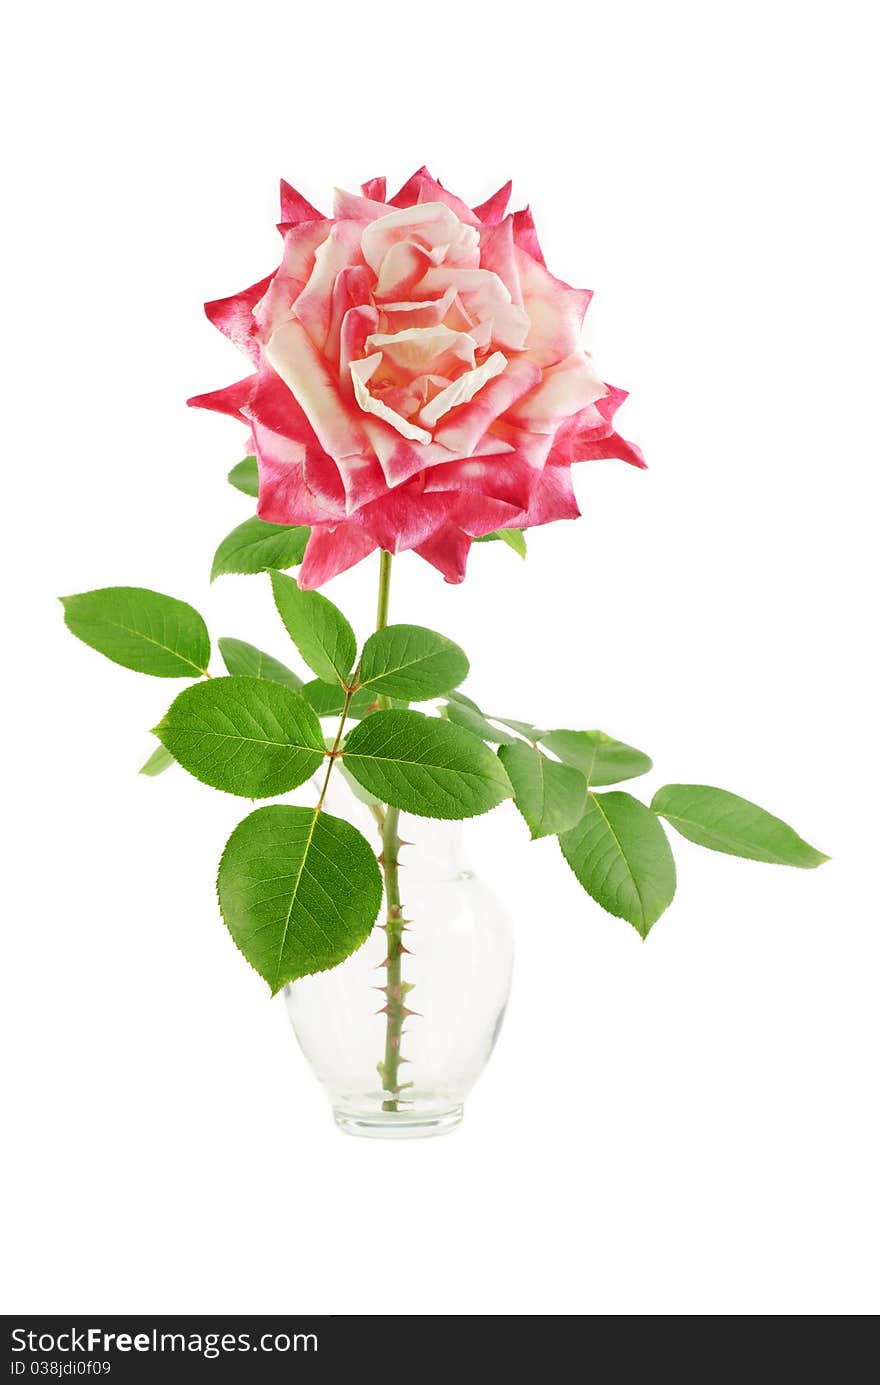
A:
[[317, 684, 354, 810], [380, 803, 406, 1111], [373, 550, 410, 1111], [376, 548, 393, 632]]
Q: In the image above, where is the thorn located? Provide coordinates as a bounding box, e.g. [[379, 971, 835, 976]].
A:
[[400, 1006, 420, 1018], [399, 944, 413, 956], [398, 1057, 410, 1065], [397, 837, 414, 847], [374, 1005, 392, 1016], [377, 853, 385, 866]]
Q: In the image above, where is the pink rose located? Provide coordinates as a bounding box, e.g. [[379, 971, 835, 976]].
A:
[[190, 168, 644, 588]]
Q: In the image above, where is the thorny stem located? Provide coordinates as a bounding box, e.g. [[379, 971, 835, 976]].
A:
[[379, 804, 407, 1110], [373, 551, 412, 1111]]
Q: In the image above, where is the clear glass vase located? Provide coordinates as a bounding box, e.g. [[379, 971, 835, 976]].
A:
[[283, 783, 514, 1139]]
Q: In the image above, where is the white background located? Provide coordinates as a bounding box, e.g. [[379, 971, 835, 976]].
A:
[[3, 0, 877, 1316]]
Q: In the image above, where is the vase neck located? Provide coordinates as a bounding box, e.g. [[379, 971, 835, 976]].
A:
[[399, 814, 467, 882]]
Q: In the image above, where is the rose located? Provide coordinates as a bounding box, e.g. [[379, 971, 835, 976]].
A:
[[190, 167, 644, 589]]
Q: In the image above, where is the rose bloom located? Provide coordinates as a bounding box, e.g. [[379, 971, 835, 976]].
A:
[[190, 168, 644, 588]]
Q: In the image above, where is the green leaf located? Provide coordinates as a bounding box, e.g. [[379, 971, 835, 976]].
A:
[[270, 569, 356, 685], [559, 791, 677, 938], [493, 716, 546, 739], [302, 679, 377, 719], [357, 624, 469, 700], [153, 676, 324, 798], [474, 528, 527, 557], [443, 699, 517, 745], [217, 805, 382, 993], [651, 784, 829, 868], [446, 690, 481, 712], [60, 586, 210, 678], [211, 516, 309, 580], [218, 637, 303, 691], [498, 742, 588, 839], [342, 709, 513, 820], [228, 456, 259, 497], [139, 744, 175, 777], [541, 729, 652, 786]]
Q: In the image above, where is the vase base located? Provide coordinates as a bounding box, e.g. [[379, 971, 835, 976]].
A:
[[332, 1104, 464, 1140]]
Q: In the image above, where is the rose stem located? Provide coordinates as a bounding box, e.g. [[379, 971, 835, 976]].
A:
[[374, 551, 410, 1112]]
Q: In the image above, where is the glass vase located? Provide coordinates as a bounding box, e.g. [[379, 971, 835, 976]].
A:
[[283, 785, 514, 1139]]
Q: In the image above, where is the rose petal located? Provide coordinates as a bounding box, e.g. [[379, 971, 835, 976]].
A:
[[301, 439, 388, 516], [506, 352, 607, 433], [418, 351, 508, 428], [253, 425, 345, 525], [361, 203, 479, 276], [378, 286, 457, 332], [375, 382, 426, 418], [564, 429, 646, 469], [251, 273, 300, 338], [414, 522, 471, 583], [364, 325, 476, 380], [280, 179, 325, 223], [388, 166, 433, 207], [339, 304, 380, 387], [415, 267, 529, 351], [487, 419, 555, 468], [472, 180, 513, 225], [516, 248, 592, 367], [452, 493, 524, 537], [478, 217, 523, 305], [359, 418, 457, 488], [350, 354, 432, 445], [293, 220, 363, 351], [337, 452, 391, 512], [326, 266, 374, 371], [519, 463, 581, 526], [300, 443, 347, 510], [389, 167, 481, 227], [204, 275, 273, 364], [422, 454, 537, 510], [298, 522, 378, 589], [276, 219, 335, 285], [265, 319, 366, 459], [373, 240, 435, 300], [241, 365, 316, 444], [432, 357, 541, 455], [358, 486, 457, 552], [187, 376, 256, 422], [361, 177, 387, 202], [332, 187, 395, 222], [415, 178, 482, 228], [512, 206, 546, 266], [547, 388, 646, 469]]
